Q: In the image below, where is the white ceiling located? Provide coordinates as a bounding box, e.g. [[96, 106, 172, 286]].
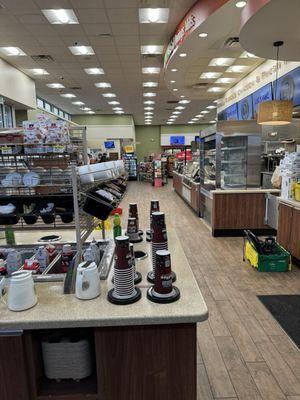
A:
[[0, 0, 264, 124]]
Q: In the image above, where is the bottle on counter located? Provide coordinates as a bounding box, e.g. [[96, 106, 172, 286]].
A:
[[61, 244, 74, 273], [35, 246, 49, 273], [113, 213, 122, 239], [6, 249, 22, 275]]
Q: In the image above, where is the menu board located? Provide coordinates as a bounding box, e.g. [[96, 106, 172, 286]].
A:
[[275, 66, 300, 106], [170, 136, 185, 145], [237, 94, 254, 120], [253, 83, 273, 117]]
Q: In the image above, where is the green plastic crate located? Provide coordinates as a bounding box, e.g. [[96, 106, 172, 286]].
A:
[[245, 240, 291, 272]]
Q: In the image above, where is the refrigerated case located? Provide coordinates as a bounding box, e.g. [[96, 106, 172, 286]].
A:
[[123, 153, 137, 181]]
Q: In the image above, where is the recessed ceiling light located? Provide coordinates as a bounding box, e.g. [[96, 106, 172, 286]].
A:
[[86, 110, 95, 114], [170, 80, 176, 83], [166, 122, 173, 124], [200, 110, 210, 114], [144, 107, 154, 110], [145, 122, 152, 124], [108, 101, 120, 105], [81, 107, 91, 111], [171, 68, 177, 72], [46, 83, 65, 89], [195, 115, 204, 118], [179, 99, 190, 104], [41, 9, 79, 24], [94, 82, 111, 88], [192, 118, 200, 121], [180, 95, 185, 98], [175, 106, 185, 110], [200, 72, 222, 79], [209, 120, 216, 123], [143, 82, 158, 87], [60, 93, 76, 98], [141, 45, 164, 55], [213, 99, 219, 103], [216, 77, 236, 84], [188, 121, 195, 124], [113, 107, 123, 111], [209, 58, 235, 67], [142, 67, 160, 74], [0, 47, 26, 56], [207, 86, 225, 93], [102, 93, 116, 98], [72, 101, 84, 105], [173, 111, 181, 114], [235, 1, 247, 8], [199, 32, 208, 38], [145, 111, 154, 115], [240, 51, 258, 58], [144, 100, 155, 104], [143, 92, 156, 97], [28, 68, 49, 75], [84, 68, 104, 75], [139, 8, 169, 24], [179, 53, 187, 57], [115, 111, 124, 114], [207, 105, 217, 109], [69, 45, 95, 56], [173, 88, 178, 91], [226, 65, 249, 73]]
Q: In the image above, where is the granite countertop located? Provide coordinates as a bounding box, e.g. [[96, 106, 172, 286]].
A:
[[0, 229, 208, 331], [277, 197, 300, 210], [212, 188, 281, 194]]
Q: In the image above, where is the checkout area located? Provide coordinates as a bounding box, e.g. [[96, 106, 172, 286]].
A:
[[173, 120, 300, 261]]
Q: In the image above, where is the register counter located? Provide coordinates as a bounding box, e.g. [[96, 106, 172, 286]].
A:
[[201, 187, 280, 237], [0, 229, 207, 400], [277, 197, 300, 261], [173, 171, 201, 215]]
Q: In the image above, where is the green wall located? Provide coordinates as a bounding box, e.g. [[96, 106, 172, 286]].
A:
[[135, 125, 162, 162], [71, 114, 133, 125]]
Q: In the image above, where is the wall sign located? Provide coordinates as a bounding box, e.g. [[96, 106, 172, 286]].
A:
[[275, 66, 300, 106], [237, 94, 254, 120], [252, 83, 273, 117]]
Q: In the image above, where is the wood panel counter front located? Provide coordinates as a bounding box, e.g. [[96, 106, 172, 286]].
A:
[[0, 229, 207, 400]]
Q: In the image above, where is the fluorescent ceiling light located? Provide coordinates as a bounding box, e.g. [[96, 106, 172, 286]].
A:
[[81, 107, 91, 111], [208, 86, 224, 92], [235, 1, 247, 8], [207, 105, 217, 109], [173, 111, 181, 114], [200, 72, 222, 79], [86, 111, 95, 114], [200, 110, 209, 114], [226, 65, 249, 73], [192, 118, 200, 121], [171, 68, 177, 72], [170, 80, 176, 83], [113, 107, 123, 111], [173, 88, 178, 92], [180, 95, 185, 98], [95, 82, 111, 88], [143, 92, 156, 97], [46, 83, 65, 89], [69, 46, 95, 56], [216, 77, 236, 84], [72, 101, 84, 105], [144, 100, 155, 104], [240, 51, 258, 58], [188, 121, 194, 124], [108, 101, 120, 105], [213, 99, 219, 103], [141, 45, 164, 55], [179, 53, 187, 57], [143, 82, 158, 87], [84, 68, 104, 75], [175, 106, 185, 110], [199, 32, 208, 38], [28, 68, 49, 75], [102, 93, 116, 98], [166, 122, 173, 124], [145, 112, 154, 115], [179, 99, 190, 104], [60, 93, 76, 98], [41, 9, 78, 24], [209, 120, 216, 123], [209, 58, 235, 67], [195, 115, 204, 118], [142, 67, 160, 74], [145, 122, 152, 124], [139, 8, 169, 24], [144, 107, 154, 110], [0, 47, 26, 56], [115, 111, 124, 114]]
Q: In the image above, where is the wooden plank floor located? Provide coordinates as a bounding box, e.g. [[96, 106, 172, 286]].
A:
[[121, 181, 300, 400]]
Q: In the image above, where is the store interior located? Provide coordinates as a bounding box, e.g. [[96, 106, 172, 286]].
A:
[[0, 1, 299, 399]]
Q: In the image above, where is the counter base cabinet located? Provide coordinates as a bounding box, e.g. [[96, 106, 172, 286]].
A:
[[277, 202, 300, 260], [0, 335, 31, 400], [173, 173, 201, 216], [95, 323, 196, 400]]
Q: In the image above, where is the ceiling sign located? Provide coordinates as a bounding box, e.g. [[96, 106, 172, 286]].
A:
[[163, 0, 229, 68]]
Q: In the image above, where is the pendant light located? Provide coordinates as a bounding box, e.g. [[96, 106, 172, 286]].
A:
[[258, 41, 293, 125]]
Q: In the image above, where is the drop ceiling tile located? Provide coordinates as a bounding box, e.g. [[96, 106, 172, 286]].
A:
[[93, 46, 117, 55], [88, 36, 114, 47], [37, 36, 65, 46], [111, 24, 139, 36], [106, 8, 138, 23], [0, 0, 38, 8], [52, 25, 86, 36], [34, 0, 72, 7], [117, 46, 140, 55], [96, 54, 119, 62], [104, 0, 138, 7], [17, 14, 46, 24], [75, 9, 109, 23], [24, 24, 57, 36], [114, 35, 139, 47], [70, 0, 104, 7], [60, 35, 89, 46], [82, 24, 111, 36]]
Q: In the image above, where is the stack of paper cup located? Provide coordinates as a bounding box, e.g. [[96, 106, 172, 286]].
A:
[[146, 200, 160, 242]]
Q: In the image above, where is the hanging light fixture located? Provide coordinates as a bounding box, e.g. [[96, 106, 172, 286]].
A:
[[258, 41, 293, 126]]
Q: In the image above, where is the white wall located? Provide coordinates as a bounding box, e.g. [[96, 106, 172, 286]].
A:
[[0, 58, 36, 109]]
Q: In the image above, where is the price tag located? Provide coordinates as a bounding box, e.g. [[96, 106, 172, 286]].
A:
[[1, 146, 13, 154], [52, 145, 65, 153]]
